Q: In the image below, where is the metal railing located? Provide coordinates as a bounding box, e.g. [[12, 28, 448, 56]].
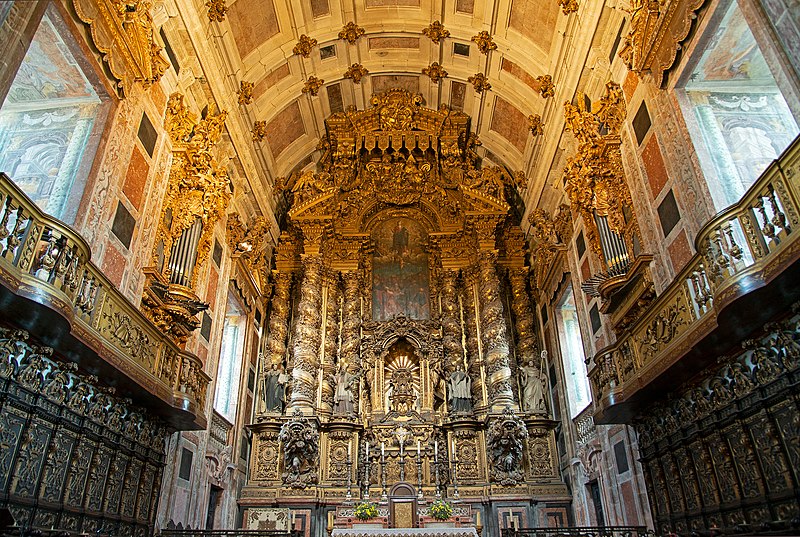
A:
[[588, 135, 800, 419], [501, 527, 651, 537], [159, 531, 301, 537], [0, 172, 210, 429]]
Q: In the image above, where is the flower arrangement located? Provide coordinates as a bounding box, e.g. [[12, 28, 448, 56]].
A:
[[354, 501, 378, 520], [429, 499, 454, 520]]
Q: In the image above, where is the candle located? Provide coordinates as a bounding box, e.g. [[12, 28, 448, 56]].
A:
[[381, 442, 385, 458], [366, 441, 370, 460], [434, 440, 438, 461], [417, 440, 421, 457], [327, 511, 334, 530], [400, 442, 404, 457], [476, 511, 481, 526], [452, 438, 456, 458], [348, 443, 352, 460]]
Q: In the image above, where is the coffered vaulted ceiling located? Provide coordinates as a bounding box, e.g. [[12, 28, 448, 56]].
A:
[[166, 0, 615, 227]]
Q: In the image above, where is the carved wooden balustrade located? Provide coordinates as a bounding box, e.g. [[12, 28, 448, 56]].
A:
[[589, 135, 800, 422], [573, 405, 596, 446], [0, 172, 210, 430]]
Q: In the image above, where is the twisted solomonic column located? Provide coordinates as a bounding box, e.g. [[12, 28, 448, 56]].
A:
[[440, 269, 464, 371], [478, 251, 516, 410], [462, 267, 486, 410], [290, 255, 324, 412], [508, 267, 538, 367], [319, 269, 340, 415], [340, 272, 362, 410], [258, 271, 292, 416]]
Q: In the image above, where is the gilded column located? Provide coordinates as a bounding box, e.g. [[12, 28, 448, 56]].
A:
[[257, 271, 292, 416], [508, 267, 538, 367], [340, 271, 361, 410], [441, 269, 464, 372], [478, 251, 516, 410], [290, 255, 324, 412], [462, 267, 486, 410], [319, 269, 340, 415]]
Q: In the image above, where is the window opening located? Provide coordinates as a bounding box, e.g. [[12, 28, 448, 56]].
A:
[[677, 0, 799, 210], [214, 292, 246, 421], [555, 284, 591, 418]]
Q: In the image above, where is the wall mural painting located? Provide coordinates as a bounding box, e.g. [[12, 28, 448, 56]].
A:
[[372, 217, 429, 321]]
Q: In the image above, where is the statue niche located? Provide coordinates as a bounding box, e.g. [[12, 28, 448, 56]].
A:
[[372, 217, 429, 322], [383, 340, 421, 420]]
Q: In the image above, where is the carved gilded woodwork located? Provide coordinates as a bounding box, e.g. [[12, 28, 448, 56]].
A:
[[468, 73, 491, 93], [71, 0, 168, 94], [562, 81, 640, 268], [320, 269, 340, 415], [558, 0, 579, 14], [589, 136, 800, 420], [344, 63, 369, 84], [293, 34, 318, 57], [339, 22, 366, 44], [422, 62, 448, 83], [0, 173, 209, 428], [536, 75, 555, 98], [423, 20, 450, 44], [620, 0, 709, 87], [528, 204, 572, 290], [143, 93, 230, 345], [528, 114, 544, 136], [226, 213, 272, 291], [478, 252, 516, 410], [206, 0, 227, 21], [289, 255, 324, 412], [242, 90, 570, 506], [238, 80, 254, 105], [471, 31, 497, 55], [509, 267, 538, 368], [252, 120, 268, 142], [302, 76, 325, 96]]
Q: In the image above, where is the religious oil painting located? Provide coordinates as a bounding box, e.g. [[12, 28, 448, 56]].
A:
[[372, 217, 429, 321]]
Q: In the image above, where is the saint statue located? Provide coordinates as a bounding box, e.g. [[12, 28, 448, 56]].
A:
[[262, 362, 288, 413], [519, 352, 547, 414], [448, 367, 472, 413], [333, 364, 359, 416]]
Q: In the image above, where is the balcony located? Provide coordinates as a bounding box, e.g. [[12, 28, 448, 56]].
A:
[[589, 136, 800, 423], [0, 172, 210, 430]]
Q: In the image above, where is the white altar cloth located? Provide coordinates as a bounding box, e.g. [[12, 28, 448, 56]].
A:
[[333, 528, 479, 537]]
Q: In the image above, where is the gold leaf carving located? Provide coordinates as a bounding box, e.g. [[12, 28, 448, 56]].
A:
[[71, 0, 169, 94]]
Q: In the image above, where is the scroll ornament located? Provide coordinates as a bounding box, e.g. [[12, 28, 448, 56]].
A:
[[72, 0, 169, 94]]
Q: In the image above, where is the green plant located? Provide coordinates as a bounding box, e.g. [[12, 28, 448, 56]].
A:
[[429, 499, 453, 520], [354, 502, 378, 520]]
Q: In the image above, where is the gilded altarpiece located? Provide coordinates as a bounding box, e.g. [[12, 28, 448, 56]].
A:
[[241, 90, 568, 532]]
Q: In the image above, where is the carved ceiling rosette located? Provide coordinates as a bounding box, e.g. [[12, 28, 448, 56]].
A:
[[72, 0, 169, 94]]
